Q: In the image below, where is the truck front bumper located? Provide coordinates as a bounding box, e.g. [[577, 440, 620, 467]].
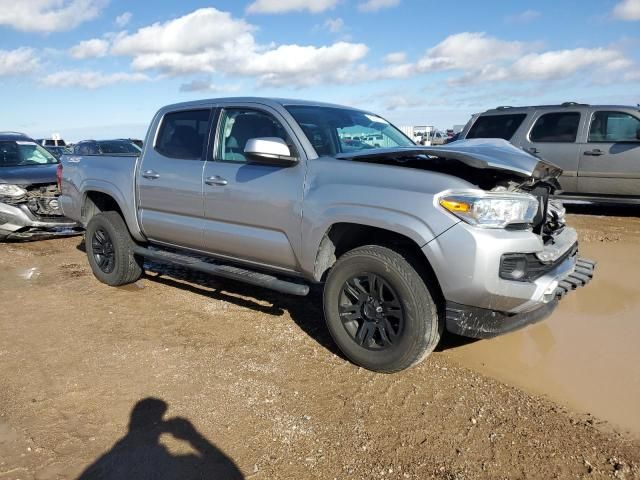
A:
[[444, 256, 595, 338], [0, 201, 81, 240], [423, 223, 596, 338]]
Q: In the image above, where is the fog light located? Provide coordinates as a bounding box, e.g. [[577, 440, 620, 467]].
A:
[[500, 254, 528, 281]]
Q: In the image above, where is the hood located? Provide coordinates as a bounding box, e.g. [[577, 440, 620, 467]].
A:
[[0, 163, 58, 185], [335, 138, 562, 179]]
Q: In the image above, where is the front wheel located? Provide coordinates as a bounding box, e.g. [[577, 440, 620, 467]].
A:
[[85, 212, 142, 286], [323, 245, 441, 373]]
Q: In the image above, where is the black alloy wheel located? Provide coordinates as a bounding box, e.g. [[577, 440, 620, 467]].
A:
[[338, 273, 405, 350], [91, 228, 116, 274]]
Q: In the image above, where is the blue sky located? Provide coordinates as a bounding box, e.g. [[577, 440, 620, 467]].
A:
[[0, 0, 639, 141]]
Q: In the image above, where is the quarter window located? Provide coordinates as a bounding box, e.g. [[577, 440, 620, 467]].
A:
[[155, 109, 212, 160], [466, 114, 526, 140], [529, 112, 580, 143], [217, 108, 292, 163], [588, 111, 640, 143]]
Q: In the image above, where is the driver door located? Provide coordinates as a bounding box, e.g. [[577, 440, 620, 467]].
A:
[[201, 105, 306, 272]]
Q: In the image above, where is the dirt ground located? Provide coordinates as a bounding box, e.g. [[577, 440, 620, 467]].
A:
[[1, 206, 640, 479]]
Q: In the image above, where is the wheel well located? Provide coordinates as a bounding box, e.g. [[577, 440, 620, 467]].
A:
[[314, 223, 444, 303], [82, 191, 123, 223]]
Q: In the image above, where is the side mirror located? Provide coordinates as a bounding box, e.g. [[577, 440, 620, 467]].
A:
[[244, 137, 298, 167]]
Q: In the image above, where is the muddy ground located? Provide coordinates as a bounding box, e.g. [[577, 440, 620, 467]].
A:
[[1, 206, 640, 479]]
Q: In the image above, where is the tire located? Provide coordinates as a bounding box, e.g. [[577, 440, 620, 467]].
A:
[[323, 245, 441, 373], [85, 211, 142, 286]]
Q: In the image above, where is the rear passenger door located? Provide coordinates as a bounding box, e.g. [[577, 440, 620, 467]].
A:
[[137, 108, 212, 250], [577, 109, 640, 196], [520, 111, 583, 193], [201, 104, 306, 272]]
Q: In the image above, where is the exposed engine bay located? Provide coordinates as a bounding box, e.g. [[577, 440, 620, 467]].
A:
[[335, 142, 566, 243], [3, 183, 64, 218]]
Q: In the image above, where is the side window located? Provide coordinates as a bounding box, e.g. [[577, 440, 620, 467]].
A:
[[588, 111, 640, 143], [217, 108, 292, 163], [466, 114, 526, 140], [155, 109, 211, 160], [529, 112, 580, 143]]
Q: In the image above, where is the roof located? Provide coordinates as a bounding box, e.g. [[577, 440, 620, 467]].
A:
[[0, 131, 33, 142], [482, 103, 640, 114], [160, 97, 368, 113]]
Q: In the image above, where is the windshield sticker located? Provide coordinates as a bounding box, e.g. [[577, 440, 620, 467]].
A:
[[16, 141, 37, 145]]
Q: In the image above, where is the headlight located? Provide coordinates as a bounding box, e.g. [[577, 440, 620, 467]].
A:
[[0, 184, 27, 198], [438, 190, 539, 229]]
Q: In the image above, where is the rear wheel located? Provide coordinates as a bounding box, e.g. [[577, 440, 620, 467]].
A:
[[85, 212, 142, 286], [323, 245, 441, 373]]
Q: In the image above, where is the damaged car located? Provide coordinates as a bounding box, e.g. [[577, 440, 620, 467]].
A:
[[0, 132, 80, 241], [58, 98, 595, 372]]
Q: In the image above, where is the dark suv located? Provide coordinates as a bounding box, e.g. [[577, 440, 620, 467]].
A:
[[458, 103, 640, 203]]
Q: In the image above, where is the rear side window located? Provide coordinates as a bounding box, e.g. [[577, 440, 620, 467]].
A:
[[529, 112, 580, 143], [588, 111, 640, 143], [155, 109, 211, 159], [466, 114, 526, 140]]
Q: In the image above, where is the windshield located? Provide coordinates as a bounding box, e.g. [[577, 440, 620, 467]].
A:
[[286, 105, 415, 157], [97, 140, 142, 154], [0, 141, 58, 167]]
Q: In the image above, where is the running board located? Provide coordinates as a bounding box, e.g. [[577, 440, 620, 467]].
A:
[[132, 246, 309, 296]]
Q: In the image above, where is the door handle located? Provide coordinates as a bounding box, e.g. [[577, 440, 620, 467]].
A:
[[584, 149, 604, 156], [142, 170, 160, 179], [205, 175, 228, 186], [528, 147, 539, 154]]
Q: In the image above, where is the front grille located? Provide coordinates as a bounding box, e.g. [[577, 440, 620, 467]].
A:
[[500, 243, 578, 282]]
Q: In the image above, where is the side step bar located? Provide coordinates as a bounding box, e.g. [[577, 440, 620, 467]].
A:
[[132, 246, 310, 296]]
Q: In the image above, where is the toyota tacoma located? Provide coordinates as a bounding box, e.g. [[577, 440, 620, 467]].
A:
[[58, 98, 595, 372]]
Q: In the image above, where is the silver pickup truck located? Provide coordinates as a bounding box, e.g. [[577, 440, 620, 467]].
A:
[[59, 98, 595, 372]]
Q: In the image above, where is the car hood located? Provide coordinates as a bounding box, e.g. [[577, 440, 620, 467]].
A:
[[335, 138, 562, 179], [0, 164, 58, 185]]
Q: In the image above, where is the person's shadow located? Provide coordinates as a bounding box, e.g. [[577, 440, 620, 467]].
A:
[[77, 398, 244, 479]]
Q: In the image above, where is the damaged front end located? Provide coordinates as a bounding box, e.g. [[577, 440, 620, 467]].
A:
[[0, 183, 81, 240], [338, 138, 596, 338]]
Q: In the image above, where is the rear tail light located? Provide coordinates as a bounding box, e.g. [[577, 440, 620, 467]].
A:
[[56, 163, 63, 191]]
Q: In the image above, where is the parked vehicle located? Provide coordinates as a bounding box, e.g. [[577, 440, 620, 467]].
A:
[[429, 130, 448, 145], [36, 138, 67, 147], [59, 98, 595, 372], [72, 140, 142, 155], [458, 103, 640, 203], [0, 132, 80, 240]]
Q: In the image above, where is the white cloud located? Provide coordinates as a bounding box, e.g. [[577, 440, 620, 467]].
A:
[[417, 32, 530, 72], [109, 7, 369, 87], [505, 9, 541, 24], [179, 79, 242, 93], [358, 0, 400, 12], [324, 17, 344, 33], [0, 0, 107, 33], [69, 38, 109, 59], [0, 48, 40, 76], [452, 48, 631, 85], [111, 8, 255, 56], [40, 70, 150, 89], [613, 0, 640, 20], [384, 51, 407, 64], [235, 42, 369, 86], [115, 11, 132, 27], [246, 0, 338, 14]]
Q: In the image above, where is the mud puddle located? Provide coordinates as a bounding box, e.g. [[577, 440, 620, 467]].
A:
[[445, 238, 640, 438]]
